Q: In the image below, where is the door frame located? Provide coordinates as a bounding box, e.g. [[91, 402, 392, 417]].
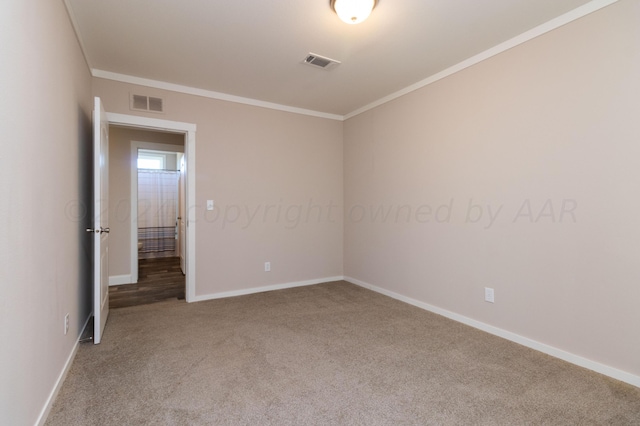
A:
[[107, 112, 197, 302], [130, 141, 184, 284]]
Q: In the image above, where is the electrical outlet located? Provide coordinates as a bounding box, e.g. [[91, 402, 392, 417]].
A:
[[484, 287, 495, 303], [264, 262, 271, 272], [64, 313, 70, 335]]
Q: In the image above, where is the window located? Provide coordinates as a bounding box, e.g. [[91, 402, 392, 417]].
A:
[[137, 152, 165, 170]]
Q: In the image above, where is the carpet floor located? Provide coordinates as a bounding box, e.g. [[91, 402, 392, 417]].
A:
[[46, 281, 640, 425]]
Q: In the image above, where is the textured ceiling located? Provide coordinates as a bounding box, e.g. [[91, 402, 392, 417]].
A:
[[66, 0, 596, 116]]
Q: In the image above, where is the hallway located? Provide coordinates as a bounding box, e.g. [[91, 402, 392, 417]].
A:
[[109, 257, 185, 308]]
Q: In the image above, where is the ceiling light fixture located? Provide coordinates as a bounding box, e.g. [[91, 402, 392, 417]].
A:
[[330, 0, 378, 25]]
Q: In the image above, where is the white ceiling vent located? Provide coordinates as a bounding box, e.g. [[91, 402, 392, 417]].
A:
[[130, 94, 164, 113], [303, 53, 340, 70]]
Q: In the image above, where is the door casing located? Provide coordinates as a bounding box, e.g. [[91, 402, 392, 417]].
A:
[[107, 112, 197, 302]]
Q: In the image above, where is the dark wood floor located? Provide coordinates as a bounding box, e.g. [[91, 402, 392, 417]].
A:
[[109, 257, 185, 309]]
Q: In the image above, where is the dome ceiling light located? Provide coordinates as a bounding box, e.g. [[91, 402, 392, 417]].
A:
[[330, 0, 378, 25]]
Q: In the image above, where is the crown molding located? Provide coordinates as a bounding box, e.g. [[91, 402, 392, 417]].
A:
[[92, 69, 345, 121], [344, 0, 620, 120], [77, 0, 619, 122]]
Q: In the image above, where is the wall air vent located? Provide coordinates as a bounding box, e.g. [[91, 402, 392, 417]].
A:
[[130, 94, 164, 113], [303, 53, 341, 70]]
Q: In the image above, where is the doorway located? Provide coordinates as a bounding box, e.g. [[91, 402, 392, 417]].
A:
[[111, 145, 185, 308], [107, 112, 196, 302], [132, 143, 183, 268], [136, 149, 181, 262], [136, 151, 180, 262]]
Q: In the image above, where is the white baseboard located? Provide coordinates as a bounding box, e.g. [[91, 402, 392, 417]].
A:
[[345, 276, 640, 389], [36, 314, 92, 426], [191, 276, 345, 303], [109, 274, 133, 286]]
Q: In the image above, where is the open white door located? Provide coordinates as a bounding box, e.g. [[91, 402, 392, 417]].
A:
[[178, 154, 186, 274], [91, 97, 110, 344]]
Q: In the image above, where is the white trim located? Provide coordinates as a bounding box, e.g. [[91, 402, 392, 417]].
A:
[[109, 275, 132, 286], [36, 314, 92, 426], [191, 276, 345, 303], [62, 0, 92, 72], [94, 70, 344, 122], [131, 142, 184, 154], [130, 140, 185, 284], [75, 1, 618, 122], [185, 130, 196, 302], [345, 276, 640, 389], [344, 0, 620, 119], [106, 113, 197, 303], [90, 1, 619, 122], [130, 142, 137, 284], [107, 113, 196, 133]]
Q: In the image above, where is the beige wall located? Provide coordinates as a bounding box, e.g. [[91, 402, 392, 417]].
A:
[[0, 0, 93, 424], [94, 79, 344, 296], [108, 127, 184, 277], [344, 0, 640, 378]]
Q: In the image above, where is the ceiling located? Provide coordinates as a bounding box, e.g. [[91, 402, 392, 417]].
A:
[[66, 0, 596, 117]]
